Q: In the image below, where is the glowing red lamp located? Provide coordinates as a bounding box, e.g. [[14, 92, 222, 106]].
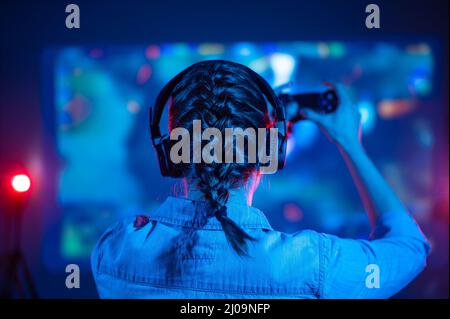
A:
[[11, 174, 31, 193]]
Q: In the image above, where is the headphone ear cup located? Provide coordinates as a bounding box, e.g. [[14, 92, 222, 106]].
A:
[[265, 129, 271, 156], [163, 138, 184, 177], [278, 132, 287, 170], [154, 138, 170, 177], [154, 136, 182, 177], [262, 128, 286, 171]]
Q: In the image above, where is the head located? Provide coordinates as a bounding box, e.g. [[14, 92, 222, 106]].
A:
[[166, 60, 274, 257]]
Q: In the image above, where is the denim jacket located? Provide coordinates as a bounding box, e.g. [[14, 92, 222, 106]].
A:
[[91, 196, 430, 298]]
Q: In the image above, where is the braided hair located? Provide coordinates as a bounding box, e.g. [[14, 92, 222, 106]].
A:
[[168, 60, 271, 259]]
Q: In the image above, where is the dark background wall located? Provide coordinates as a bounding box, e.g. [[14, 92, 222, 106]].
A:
[[0, 0, 448, 298]]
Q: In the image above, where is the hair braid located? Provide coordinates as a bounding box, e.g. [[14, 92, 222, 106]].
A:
[[168, 61, 270, 262]]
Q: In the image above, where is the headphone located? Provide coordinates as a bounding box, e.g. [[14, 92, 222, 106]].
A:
[[149, 60, 288, 177]]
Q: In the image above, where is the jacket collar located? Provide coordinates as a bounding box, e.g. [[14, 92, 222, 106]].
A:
[[150, 196, 273, 230]]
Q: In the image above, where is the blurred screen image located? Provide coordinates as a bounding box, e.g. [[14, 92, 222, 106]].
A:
[[40, 42, 445, 298]]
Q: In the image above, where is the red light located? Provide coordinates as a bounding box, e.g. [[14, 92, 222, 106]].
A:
[[283, 203, 304, 222], [11, 174, 31, 193]]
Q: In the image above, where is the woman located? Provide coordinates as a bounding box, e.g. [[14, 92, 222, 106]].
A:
[[91, 60, 430, 298]]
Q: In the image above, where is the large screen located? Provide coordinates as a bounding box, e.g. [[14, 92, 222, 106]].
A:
[[44, 41, 438, 268]]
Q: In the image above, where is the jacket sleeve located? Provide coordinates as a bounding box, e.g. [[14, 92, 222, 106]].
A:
[[318, 211, 431, 299]]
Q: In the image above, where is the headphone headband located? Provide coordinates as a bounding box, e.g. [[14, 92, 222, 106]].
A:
[[149, 60, 287, 177]]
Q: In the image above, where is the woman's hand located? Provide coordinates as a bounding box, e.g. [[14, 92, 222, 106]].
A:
[[299, 83, 362, 152], [300, 82, 415, 230]]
